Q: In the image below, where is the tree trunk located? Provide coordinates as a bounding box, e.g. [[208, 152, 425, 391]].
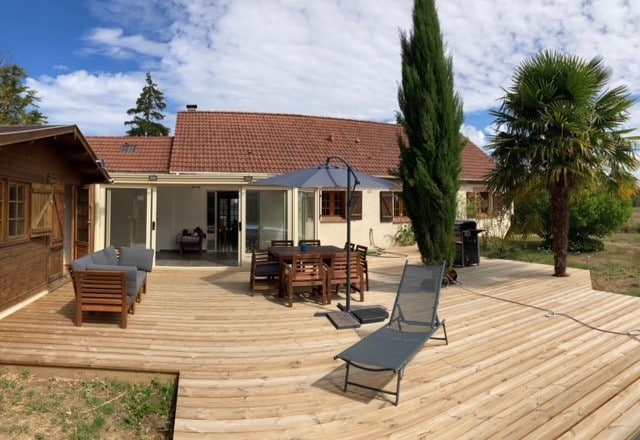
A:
[[550, 182, 571, 277]]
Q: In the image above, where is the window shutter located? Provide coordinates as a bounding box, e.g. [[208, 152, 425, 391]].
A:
[[491, 192, 504, 215], [380, 191, 393, 222], [31, 183, 53, 236], [351, 191, 362, 220]]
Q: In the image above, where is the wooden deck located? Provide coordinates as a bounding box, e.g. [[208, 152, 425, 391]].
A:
[[1, 250, 639, 439]]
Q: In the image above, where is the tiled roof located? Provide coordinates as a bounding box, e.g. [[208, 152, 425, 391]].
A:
[[171, 111, 493, 180], [87, 136, 173, 172], [460, 136, 496, 181], [86, 112, 494, 181]]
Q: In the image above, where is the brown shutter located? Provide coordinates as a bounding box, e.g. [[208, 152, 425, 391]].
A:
[[351, 191, 362, 220], [380, 191, 393, 222], [31, 183, 53, 236]]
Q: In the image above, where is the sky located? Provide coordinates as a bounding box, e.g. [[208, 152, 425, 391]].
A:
[[2, 0, 640, 152]]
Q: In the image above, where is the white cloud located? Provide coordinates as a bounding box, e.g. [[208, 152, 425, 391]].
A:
[[27, 0, 640, 142], [28, 71, 175, 135], [84, 28, 167, 60], [461, 124, 487, 151]]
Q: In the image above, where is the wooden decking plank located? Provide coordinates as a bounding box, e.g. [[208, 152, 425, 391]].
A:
[[1, 255, 639, 439]]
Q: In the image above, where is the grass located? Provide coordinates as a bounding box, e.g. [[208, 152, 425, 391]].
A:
[[482, 207, 640, 297], [0, 366, 176, 440]]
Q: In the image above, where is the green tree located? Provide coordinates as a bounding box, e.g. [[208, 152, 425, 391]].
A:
[[396, 0, 464, 266], [510, 183, 633, 251], [0, 61, 47, 125], [124, 72, 170, 136], [488, 50, 638, 276]]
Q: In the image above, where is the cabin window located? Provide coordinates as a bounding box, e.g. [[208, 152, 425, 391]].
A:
[[8, 181, 28, 239], [321, 190, 362, 221]]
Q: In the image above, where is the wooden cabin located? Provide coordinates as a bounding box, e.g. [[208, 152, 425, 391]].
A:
[[0, 125, 111, 314]]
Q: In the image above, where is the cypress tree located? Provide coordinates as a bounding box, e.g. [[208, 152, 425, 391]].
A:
[[397, 0, 464, 266], [124, 72, 170, 136]]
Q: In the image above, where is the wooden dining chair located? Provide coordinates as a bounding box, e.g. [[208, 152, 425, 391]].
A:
[[355, 244, 370, 291], [281, 253, 326, 307], [249, 249, 280, 296], [325, 252, 364, 304], [271, 239, 294, 247], [298, 239, 321, 247]]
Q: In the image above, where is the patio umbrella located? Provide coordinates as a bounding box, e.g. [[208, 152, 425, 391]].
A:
[[252, 163, 394, 190], [252, 157, 395, 327]]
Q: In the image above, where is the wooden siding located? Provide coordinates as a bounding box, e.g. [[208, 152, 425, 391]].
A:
[[0, 237, 49, 308], [0, 251, 639, 439], [0, 140, 85, 311]]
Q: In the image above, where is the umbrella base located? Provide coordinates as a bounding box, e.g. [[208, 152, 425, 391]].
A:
[[326, 311, 361, 329], [336, 303, 389, 324]]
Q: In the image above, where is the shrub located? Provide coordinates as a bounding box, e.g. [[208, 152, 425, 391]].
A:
[[394, 224, 416, 246]]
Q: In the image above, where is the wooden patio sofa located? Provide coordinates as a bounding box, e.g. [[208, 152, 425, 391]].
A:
[[69, 246, 154, 328]]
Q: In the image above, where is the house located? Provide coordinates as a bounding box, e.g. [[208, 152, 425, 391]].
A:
[[0, 125, 111, 314], [87, 109, 497, 267]]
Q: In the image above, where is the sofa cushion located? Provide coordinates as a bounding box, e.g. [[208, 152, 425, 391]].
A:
[[102, 246, 119, 265], [70, 255, 94, 273], [119, 246, 154, 272], [86, 264, 142, 298], [91, 251, 110, 265], [91, 246, 118, 266]]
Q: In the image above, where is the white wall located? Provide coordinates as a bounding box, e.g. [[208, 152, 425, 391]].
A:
[[318, 189, 400, 249]]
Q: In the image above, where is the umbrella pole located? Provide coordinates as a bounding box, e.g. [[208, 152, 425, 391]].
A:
[[345, 165, 352, 313], [324, 156, 362, 329]]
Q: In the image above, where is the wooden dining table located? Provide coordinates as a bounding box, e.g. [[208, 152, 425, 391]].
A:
[[268, 245, 347, 297], [269, 245, 347, 263], [268, 245, 346, 265]]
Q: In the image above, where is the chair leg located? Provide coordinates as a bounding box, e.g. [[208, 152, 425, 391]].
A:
[[394, 368, 404, 406], [121, 306, 128, 329], [75, 304, 83, 327], [344, 363, 351, 392], [442, 320, 448, 345]]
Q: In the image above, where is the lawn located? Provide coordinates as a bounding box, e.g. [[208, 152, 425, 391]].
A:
[[482, 207, 640, 297], [0, 366, 176, 440]]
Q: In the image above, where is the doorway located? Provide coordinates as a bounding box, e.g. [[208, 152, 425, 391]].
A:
[[207, 191, 239, 263]]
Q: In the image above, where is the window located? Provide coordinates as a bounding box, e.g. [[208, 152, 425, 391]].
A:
[[466, 189, 502, 217], [8, 181, 28, 238], [321, 190, 362, 221], [393, 192, 408, 218], [380, 191, 410, 223]]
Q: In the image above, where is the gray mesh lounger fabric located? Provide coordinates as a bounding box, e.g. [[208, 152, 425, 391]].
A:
[[334, 262, 448, 405]]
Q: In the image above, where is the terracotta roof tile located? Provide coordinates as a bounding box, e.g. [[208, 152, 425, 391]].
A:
[[171, 111, 493, 180], [461, 138, 495, 181], [86, 112, 494, 180], [87, 136, 172, 172]]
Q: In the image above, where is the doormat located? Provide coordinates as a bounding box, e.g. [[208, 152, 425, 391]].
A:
[[326, 311, 361, 329]]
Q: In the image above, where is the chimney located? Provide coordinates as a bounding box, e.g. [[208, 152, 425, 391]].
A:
[[186, 104, 197, 111]]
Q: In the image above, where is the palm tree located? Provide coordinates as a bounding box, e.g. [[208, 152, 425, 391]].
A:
[[487, 50, 638, 276]]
